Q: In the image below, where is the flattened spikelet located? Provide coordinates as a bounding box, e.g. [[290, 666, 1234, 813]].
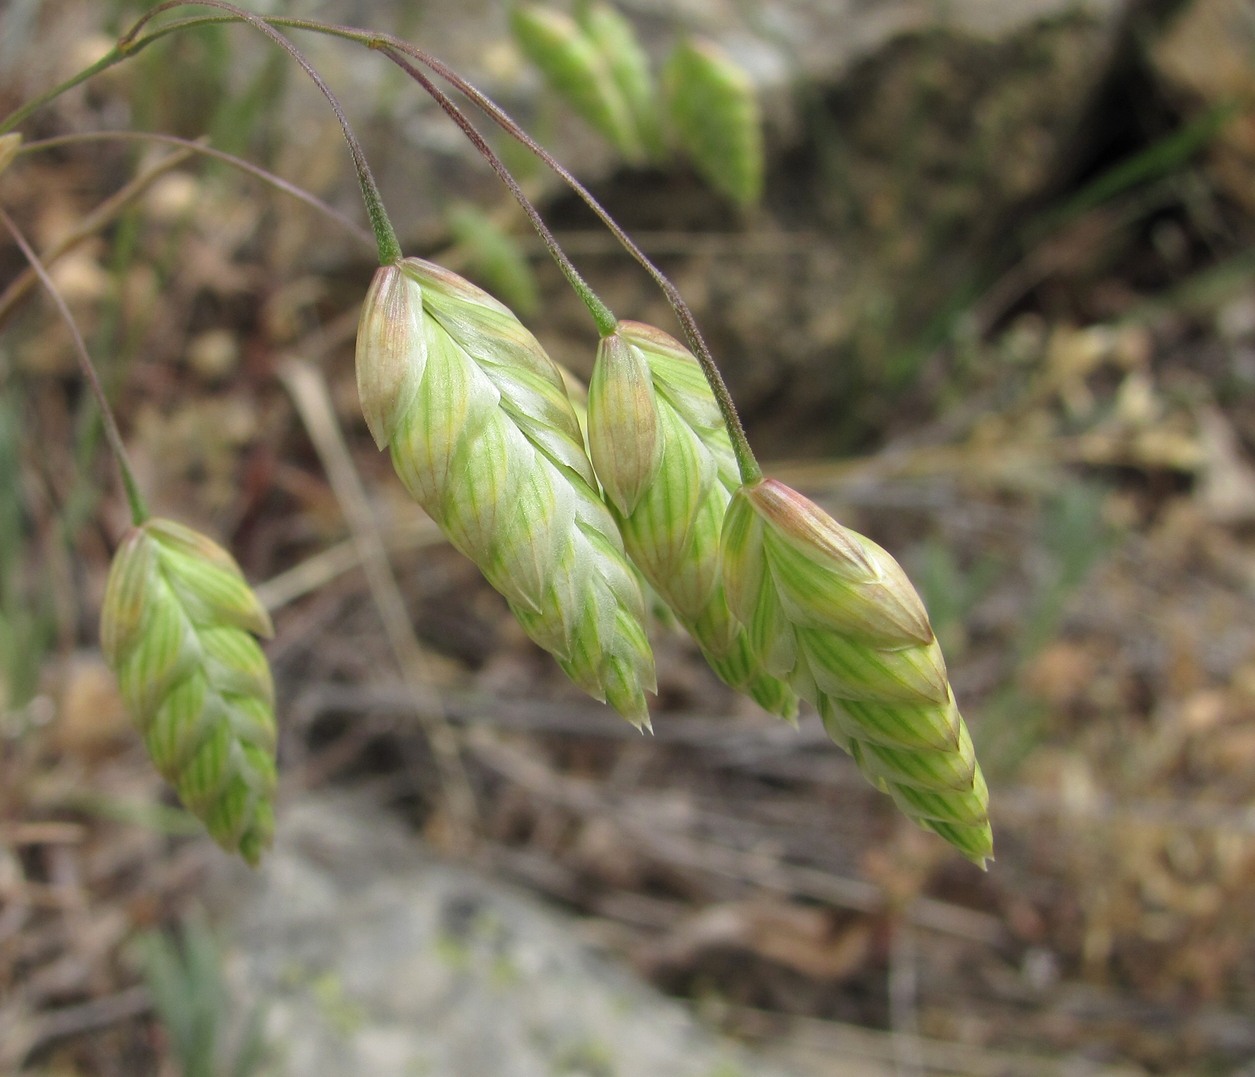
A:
[[100, 519, 277, 865], [356, 259, 656, 727], [587, 322, 796, 718], [722, 480, 992, 865]]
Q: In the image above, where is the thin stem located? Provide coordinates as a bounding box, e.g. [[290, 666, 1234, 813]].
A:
[[20, 131, 374, 249], [377, 47, 617, 336], [0, 208, 148, 525], [0, 145, 197, 331], [243, 15, 762, 481], [0, 15, 250, 135], [370, 38, 763, 482], [117, 1, 401, 264], [0, 46, 124, 136], [1, 4, 759, 479]]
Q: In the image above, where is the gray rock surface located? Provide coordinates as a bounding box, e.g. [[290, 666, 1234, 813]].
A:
[[207, 793, 809, 1077]]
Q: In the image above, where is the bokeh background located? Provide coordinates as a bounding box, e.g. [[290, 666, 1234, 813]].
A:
[[2, 0, 1255, 1073]]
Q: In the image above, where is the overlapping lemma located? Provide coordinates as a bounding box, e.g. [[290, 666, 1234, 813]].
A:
[[721, 480, 992, 865], [587, 322, 795, 718], [356, 258, 656, 727], [100, 519, 277, 865]]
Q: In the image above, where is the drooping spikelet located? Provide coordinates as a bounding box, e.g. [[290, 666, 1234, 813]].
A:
[[721, 480, 992, 865], [587, 322, 795, 718], [356, 258, 656, 727], [100, 519, 277, 865]]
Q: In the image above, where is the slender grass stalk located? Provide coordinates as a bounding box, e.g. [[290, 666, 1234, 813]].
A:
[[378, 47, 617, 336], [18, 132, 374, 249], [0, 208, 148, 525], [1, 9, 756, 478], [115, 1, 400, 265], [0, 45, 125, 136], [196, 12, 763, 484], [380, 39, 764, 484], [0, 146, 197, 330]]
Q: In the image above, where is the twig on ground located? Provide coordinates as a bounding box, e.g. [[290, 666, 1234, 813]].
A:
[[467, 730, 1006, 945], [253, 518, 443, 613], [12, 986, 151, 1069], [889, 923, 925, 1077]]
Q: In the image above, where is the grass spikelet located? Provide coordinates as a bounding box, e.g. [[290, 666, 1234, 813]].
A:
[[664, 38, 764, 207], [721, 479, 993, 866], [356, 259, 656, 728], [100, 519, 277, 865], [587, 322, 796, 719], [511, 2, 646, 162]]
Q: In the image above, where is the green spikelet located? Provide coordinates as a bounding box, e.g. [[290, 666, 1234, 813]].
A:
[[587, 322, 796, 718], [721, 480, 993, 866], [356, 258, 656, 728], [664, 38, 764, 207], [578, 2, 664, 159], [100, 519, 277, 865], [511, 2, 646, 162]]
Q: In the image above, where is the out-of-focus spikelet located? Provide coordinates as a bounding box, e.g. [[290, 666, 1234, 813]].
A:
[[510, 2, 646, 162], [664, 38, 763, 207], [578, 1, 663, 159]]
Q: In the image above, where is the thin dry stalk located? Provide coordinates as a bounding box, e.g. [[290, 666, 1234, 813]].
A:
[[467, 729, 1005, 945]]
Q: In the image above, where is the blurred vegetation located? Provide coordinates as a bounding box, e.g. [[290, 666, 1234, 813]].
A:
[[137, 916, 268, 1077], [2, 0, 1255, 1072]]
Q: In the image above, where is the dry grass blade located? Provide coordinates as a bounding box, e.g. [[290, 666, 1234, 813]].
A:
[[251, 518, 443, 613]]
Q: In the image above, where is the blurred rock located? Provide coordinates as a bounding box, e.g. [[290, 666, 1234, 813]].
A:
[[207, 792, 808, 1077]]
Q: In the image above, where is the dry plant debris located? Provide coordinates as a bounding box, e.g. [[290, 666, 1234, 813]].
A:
[[3, 3, 1255, 1074]]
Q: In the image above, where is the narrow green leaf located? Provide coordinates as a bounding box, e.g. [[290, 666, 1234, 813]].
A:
[[448, 203, 541, 317]]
